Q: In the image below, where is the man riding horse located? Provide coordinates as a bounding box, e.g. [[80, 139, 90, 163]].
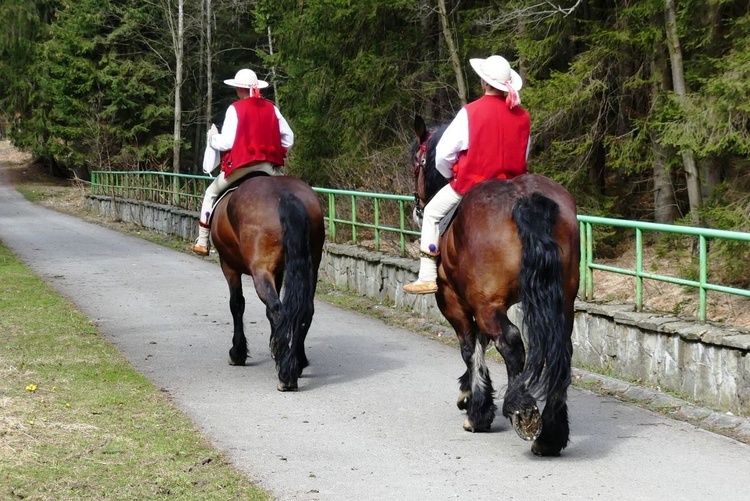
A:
[[403, 55, 530, 294], [191, 68, 295, 256]]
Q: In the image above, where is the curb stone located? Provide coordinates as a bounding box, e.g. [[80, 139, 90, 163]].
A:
[[573, 369, 750, 445]]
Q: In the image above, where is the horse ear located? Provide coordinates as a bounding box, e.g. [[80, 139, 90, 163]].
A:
[[414, 115, 428, 143]]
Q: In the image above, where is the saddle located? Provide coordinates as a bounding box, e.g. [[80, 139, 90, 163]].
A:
[[208, 171, 271, 225], [439, 204, 459, 236]]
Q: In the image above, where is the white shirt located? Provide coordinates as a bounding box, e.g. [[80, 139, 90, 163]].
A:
[[209, 101, 294, 152], [435, 108, 469, 179], [434, 106, 531, 180]]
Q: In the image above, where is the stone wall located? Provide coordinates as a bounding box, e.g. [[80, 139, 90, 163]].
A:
[[86, 195, 750, 414], [87, 194, 199, 241]]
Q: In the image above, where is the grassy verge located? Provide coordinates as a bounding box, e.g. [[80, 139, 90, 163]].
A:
[[0, 244, 270, 500]]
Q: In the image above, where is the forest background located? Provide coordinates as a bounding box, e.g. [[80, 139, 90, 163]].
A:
[[1, 0, 750, 231]]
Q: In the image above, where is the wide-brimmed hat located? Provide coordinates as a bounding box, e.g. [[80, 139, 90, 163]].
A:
[[469, 56, 522, 92], [223, 68, 269, 89]]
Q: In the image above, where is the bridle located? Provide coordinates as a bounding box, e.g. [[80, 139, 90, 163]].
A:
[[411, 133, 432, 219]]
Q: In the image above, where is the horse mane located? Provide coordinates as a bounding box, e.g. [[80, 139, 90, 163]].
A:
[[422, 124, 450, 201]]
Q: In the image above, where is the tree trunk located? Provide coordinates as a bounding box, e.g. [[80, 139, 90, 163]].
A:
[[664, 0, 702, 226], [205, 0, 213, 128], [700, 156, 723, 200], [652, 137, 679, 224], [696, 1, 723, 201], [192, 0, 206, 172], [419, 0, 434, 120], [650, 55, 679, 224], [437, 0, 467, 105], [170, 0, 184, 176]]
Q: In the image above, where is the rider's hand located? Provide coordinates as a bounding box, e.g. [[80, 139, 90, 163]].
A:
[[207, 124, 218, 141]]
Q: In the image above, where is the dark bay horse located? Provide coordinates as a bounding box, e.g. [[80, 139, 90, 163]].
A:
[[411, 116, 580, 456], [210, 175, 325, 391]]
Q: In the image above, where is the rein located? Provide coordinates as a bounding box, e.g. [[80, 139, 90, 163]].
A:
[[412, 133, 432, 219]]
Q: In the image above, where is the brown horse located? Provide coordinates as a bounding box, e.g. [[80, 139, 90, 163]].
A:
[[210, 175, 325, 391], [411, 116, 580, 456]]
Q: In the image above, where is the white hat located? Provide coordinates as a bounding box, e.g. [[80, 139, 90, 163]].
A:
[[469, 56, 522, 92], [223, 68, 269, 89]]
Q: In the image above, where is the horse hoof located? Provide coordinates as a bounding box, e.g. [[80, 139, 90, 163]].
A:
[[463, 418, 491, 433], [228, 357, 246, 366], [510, 406, 542, 442], [277, 381, 298, 392], [456, 391, 471, 410], [531, 440, 562, 457]]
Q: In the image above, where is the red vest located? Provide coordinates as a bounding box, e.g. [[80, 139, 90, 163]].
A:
[[221, 98, 286, 176], [450, 95, 530, 195]]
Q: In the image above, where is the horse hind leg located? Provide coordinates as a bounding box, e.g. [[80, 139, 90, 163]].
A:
[[501, 361, 543, 443], [461, 332, 496, 433], [532, 337, 572, 457], [495, 314, 543, 442], [224, 270, 247, 366], [258, 275, 282, 359], [252, 272, 287, 378], [440, 289, 496, 432], [532, 387, 570, 457], [253, 269, 305, 392], [494, 314, 525, 382], [530, 279, 576, 456], [456, 332, 492, 412]]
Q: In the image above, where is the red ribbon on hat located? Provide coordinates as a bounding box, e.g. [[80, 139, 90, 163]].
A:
[[505, 81, 520, 109]]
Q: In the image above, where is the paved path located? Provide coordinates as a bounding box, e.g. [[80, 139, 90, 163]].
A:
[[2, 168, 750, 501]]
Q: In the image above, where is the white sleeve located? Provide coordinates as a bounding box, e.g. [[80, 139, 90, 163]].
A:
[[275, 106, 294, 149], [209, 105, 238, 152], [435, 108, 469, 179]]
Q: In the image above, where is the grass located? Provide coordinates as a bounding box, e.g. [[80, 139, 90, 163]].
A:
[[0, 244, 270, 500]]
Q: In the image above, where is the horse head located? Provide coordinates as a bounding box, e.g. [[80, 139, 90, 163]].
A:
[[410, 115, 449, 227]]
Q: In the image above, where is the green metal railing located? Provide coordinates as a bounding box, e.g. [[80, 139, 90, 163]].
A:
[[90, 170, 750, 322], [579, 216, 750, 321], [91, 170, 209, 211], [313, 187, 417, 256], [90, 171, 419, 254]]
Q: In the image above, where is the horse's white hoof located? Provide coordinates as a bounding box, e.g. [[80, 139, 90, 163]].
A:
[[463, 418, 490, 433], [277, 381, 298, 392]]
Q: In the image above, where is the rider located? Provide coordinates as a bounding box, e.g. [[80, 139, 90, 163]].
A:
[[403, 55, 531, 294], [191, 68, 295, 256]]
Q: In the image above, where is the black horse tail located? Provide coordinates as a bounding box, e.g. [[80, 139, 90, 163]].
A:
[[275, 191, 316, 386], [511, 192, 571, 407]]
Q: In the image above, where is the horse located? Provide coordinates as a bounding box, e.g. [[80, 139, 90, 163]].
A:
[[210, 174, 325, 392], [410, 115, 580, 456]]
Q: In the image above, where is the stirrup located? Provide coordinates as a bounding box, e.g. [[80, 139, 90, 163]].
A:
[[419, 249, 440, 259], [190, 238, 210, 256], [403, 280, 438, 294]]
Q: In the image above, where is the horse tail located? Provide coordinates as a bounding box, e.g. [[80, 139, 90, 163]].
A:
[[275, 191, 316, 385], [511, 192, 571, 406]]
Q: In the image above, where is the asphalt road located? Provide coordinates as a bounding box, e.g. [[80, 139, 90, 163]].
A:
[[2, 167, 750, 501]]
